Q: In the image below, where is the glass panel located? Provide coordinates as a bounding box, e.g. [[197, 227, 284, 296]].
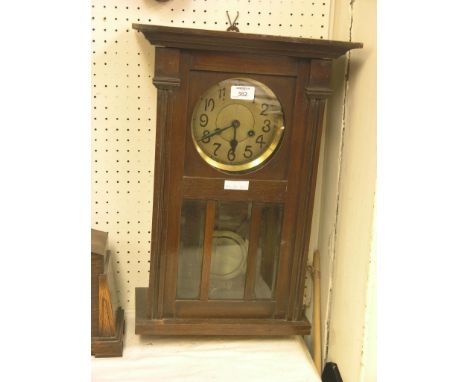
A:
[[209, 201, 250, 300], [255, 204, 283, 299], [177, 200, 206, 299]]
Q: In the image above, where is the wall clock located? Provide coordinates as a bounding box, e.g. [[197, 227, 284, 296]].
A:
[[132, 24, 362, 335]]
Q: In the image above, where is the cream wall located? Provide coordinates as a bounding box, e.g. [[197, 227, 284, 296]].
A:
[[362, 228, 376, 381], [317, 0, 376, 380]]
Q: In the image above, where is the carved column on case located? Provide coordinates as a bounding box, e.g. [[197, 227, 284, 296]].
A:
[[147, 47, 181, 319], [289, 59, 332, 321]]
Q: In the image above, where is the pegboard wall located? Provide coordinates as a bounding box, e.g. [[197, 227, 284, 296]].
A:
[[91, 0, 332, 311]]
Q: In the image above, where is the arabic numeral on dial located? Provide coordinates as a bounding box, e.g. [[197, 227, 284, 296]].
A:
[[218, 87, 226, 100], [227, 149, 236, 162], [260, 103, 270, 116], [204, 98, 215, 112], [200, 113, 209, 127], [262, 119, 271, 133], [256, 134, 266, 148], [201, 130, 211, 143], [213, 142, 221, 156], [243, 145, 253, 158]]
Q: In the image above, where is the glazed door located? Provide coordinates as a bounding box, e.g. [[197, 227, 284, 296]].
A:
[[174, 199, 285, 318]]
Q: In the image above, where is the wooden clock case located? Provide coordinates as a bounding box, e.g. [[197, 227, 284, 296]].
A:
[[132, 24, 362, 336]]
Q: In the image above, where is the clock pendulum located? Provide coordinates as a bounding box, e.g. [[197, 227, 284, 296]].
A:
[[132, 24, 362, 336]]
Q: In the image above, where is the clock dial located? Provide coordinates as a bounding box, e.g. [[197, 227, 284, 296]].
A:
[[191, 78, 285, 172]]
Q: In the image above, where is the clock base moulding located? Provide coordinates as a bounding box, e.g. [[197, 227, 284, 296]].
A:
[[135, 288, 310, 336]]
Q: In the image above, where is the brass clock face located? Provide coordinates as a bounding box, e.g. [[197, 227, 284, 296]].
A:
[[191, 78, 285, 173]]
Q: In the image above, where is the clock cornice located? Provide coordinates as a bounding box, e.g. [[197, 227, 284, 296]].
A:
[[133, 24, 362, 59]]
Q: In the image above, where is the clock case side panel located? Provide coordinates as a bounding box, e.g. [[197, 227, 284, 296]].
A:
[[272, 59, 310, 318], [287, 59, 333, 321], [147, 47, 186, 319]]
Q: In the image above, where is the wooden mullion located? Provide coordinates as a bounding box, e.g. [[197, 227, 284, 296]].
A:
[[244, 204, 262, 300], [200, 201, 216, 301]]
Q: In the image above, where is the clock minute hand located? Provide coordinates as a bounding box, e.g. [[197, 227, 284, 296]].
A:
[[197, 121, 234, 142]]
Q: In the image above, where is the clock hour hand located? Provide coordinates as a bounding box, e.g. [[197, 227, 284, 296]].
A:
[[230, 122, 239, 152]]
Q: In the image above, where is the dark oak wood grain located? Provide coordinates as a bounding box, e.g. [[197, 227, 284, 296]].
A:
[[200, 201, 216, 301], [244, 204, 262, 300], [183, 177, 288, 203], [191, 51, 298, 76], [133, 24, 362, 59], [149, 47, 182, 320], [175, 300, 275, 319], [136, 288, 309, 335], [91, 308, 125, 358], [133, 25, 362, 336], [161, 51, 191, 318]]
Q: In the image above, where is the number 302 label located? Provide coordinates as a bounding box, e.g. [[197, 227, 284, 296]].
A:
[[230, 86, 255, 101]]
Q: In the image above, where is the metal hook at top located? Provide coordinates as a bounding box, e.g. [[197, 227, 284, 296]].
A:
[[226, 11, 240, 32]]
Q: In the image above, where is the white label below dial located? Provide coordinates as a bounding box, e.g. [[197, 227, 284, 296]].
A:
[[230, 86, 255, 101], [224, 180, 250, 190]]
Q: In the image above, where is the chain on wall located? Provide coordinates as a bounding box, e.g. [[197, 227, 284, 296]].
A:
[[91, 0, 331, 311]]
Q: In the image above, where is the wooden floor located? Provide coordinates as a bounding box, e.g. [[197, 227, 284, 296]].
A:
[[92, 311, 321, 382]]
